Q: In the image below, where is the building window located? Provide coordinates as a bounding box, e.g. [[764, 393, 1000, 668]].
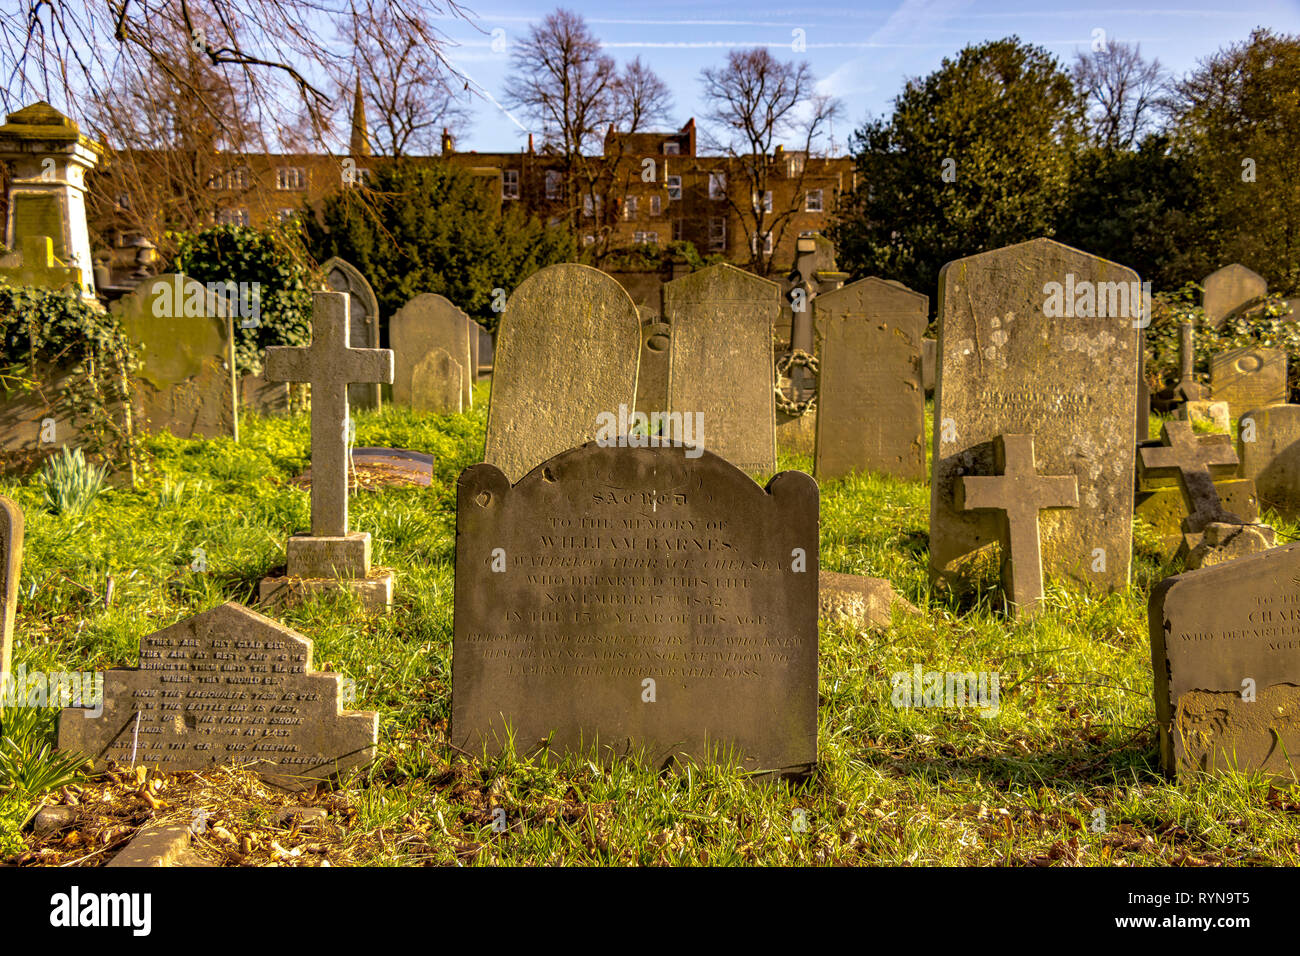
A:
[[503, 169, 520, 199], [751, 232, 773, 255], [663, 141, 680, 155], [708, 172, 726, 200], [217, 208, 250, 227], [672, 219, 684, 241], [754, 190, 772, 214], [276, 167, 306, 190], [583, 194, 603, 218], [708, 217, 726, 251], [545, 170, 562, 200], [666, 175, 682, 201], [229, 168, 249, 190], [650, 195, 661, 216], [805, 189, 824, 212], [786, 155, 805, 177], [633, 231, 659, 245], [277, 208, 298, 222], [623, 196, 637, 219]]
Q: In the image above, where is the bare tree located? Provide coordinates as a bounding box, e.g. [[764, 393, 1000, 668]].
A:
[[504, 9, 672, 255], [346, 7, 473, 157], [1072, 39, 1163, 150], [0, 1, 474, 153], [699, 48, 841, 274]]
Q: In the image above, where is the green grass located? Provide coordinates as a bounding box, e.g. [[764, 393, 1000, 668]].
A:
[[4, 386, 1300, 865]]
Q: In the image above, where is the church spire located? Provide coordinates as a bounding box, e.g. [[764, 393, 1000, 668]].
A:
[[349, 77, 370, 157]]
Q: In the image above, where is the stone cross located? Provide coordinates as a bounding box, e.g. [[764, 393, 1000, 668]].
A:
[[0, 495, 23, 680], [1175, 322, 1205, 401], [266, 291, 393, 537], [956, 434, 1079, 617], [1139, 420, 1242, 532]]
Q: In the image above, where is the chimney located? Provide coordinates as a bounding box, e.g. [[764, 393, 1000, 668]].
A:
[[441, 128, 454, 155], [528, 133, 534, 155], [682, 117, 696, 156]]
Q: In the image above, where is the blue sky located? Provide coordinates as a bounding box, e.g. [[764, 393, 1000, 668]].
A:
[[428, 0, 1300, 151]]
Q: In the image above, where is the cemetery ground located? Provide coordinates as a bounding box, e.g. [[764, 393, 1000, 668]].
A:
[[4, 390, 1300, 867]]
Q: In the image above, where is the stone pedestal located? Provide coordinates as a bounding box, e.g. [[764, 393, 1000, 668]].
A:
[[260, 531, 393, 612]]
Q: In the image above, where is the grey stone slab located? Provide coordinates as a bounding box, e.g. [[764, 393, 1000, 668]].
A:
[[930, 238, 1140, 593], [664, 264, 779, 475], [389, 293, 473, 409], [58, 602, 378, 790], [1150, 543, 1300, 781], [813, 277, 927, 481], [634, 320, 671, 417], [410, 346, 463, 415], [485, 264, 641, 483], [1239, 404, 1300, 518], [0, 495, 21, 679], [1202, 263, 1267, 329], [452, 443, 819, 778]]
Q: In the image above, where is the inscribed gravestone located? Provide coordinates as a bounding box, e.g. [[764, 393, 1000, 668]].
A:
[[1150, 543, 1300, 781], [0, 495, 22, 679], [1239, 404, 1300, 518], [930, 238, 1139, 592], [1202, 263, 1267, 329], [322, 257, 382, 410], [1210, 346, 1287, 418], [112, 274, 237, 440], [813, 277, 926, 481], [468, 316, 480, 384], [389, 293, 474, 410], [664, 264, 779, 475], [453, 443, 819, 778], [410, 347, 463, 415], [259, 291, 395, 611], [485, 264, 640, 483], [58, 602, 377, 790]]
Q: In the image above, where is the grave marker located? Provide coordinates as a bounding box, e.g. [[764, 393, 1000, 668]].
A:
[[664, 263, 779, 474], [58, 602, 377, 790], [1150, 544, 1300, 781], [0, 495, 22, 679], [813, 277, 926, 481], [930, 238, 1139, 592], [1210, 346, 1287, 418], [410, 347, 463, 414], [1238, 404, 1300, 518], [1202, 263, 1267, 329], [485, 264, 640, 483], [956, 434, 1078, 617], [1139, 421, 1243, 533], [260, 291, 395, 611], [389, 293, 474, 410], [453, 443, 819, 778]]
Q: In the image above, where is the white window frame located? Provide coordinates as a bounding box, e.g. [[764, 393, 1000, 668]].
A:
[[751, 232, 773, 255], [708, 216, 726, 251], [623, 195, 638, 219], [805, 189, 824, 212], [649, 195, 662, 216], [666, 175, 682, 201], [276, 166, 306, 190], [217, 207, 250, 227], [708, 171, 727, 200], [754, 190, 772, 214], [545, 170, 562, 200], [663, 142, 680, 155], [502, 169, 520, 200]]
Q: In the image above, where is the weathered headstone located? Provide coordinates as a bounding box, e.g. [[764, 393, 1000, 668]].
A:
[[112, 274, 238, 440], [467, 316, 481, 385], [930, 238, 1140, 592], [922, 338, 937, 395], [1150, 544, 1300, 781], [322, 257, 382, 410], [664, 264, 779, 475], [410, 347, 463, 415], [955, 434, 1078, 617], [634, 320, 672, 417], [485, 264, 640, 483], [259, 291, 395, 611], [1238, 404, 1300, 518], [1202, 263, 1267, 329], [239, 372, 289, 417], [453, 443, 819, 778], [58, 602, 377, 790], [1210, 346, 1287, 418], [1139, 421, 1244, 533], [1174, 322, 1205, 402], [0, 495, 22, 680], [389, 293, 474, 410], [813, 277, 926, 481], [819, 571, 918, 627]]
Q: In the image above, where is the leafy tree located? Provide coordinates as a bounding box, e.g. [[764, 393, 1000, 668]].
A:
[[1164, 28, 1300, 294], [301, 161, 576, 334], [170, 224, 313, 375], [829, 37, 1082, 300]]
